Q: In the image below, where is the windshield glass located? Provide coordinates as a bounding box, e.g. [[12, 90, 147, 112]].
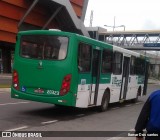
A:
[[20, 35, 68, 60]]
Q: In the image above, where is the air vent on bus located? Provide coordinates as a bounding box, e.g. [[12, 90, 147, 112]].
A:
[[49, 29, 61, 31]]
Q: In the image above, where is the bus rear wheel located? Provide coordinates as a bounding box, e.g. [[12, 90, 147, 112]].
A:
[[132, 87, 141, 103], [132, 94, 138, 103], [98, 92, 110, 112]]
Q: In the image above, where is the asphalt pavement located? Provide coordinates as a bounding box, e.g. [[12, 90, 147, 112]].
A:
[[0, 74, 159, 140], [0, 84, 159, 140], [0, 74, 12, 88]]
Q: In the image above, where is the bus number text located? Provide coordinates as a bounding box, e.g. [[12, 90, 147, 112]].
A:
[[47, 90, 59, 95]]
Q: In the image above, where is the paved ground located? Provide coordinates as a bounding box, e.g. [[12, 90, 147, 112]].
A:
[[0, 84, 159, 140], [148, 78, 160, 85], [0, 74, 160, 140], [0, 74, 12, 88]]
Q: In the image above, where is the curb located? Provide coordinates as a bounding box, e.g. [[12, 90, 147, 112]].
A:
[[0, 75, 12, 78], [0, 88, 11, 92], [0, 85, 11, 87]]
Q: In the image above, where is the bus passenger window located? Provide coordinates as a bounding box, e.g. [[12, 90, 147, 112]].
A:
[[78, 43, 91, 72], [102, 49, 113, 73], [135, 58, 145, 75], [113, 52, 123, 75], [130, 56, 136, 75]]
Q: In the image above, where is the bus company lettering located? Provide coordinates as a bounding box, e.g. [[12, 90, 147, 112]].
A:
[[138, 76, 144, 84], [112, 77, 122, 87], [11, 132, 42, 138]]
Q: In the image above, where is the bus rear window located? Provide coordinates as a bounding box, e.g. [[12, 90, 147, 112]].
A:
[[20, 35, 68, 60]]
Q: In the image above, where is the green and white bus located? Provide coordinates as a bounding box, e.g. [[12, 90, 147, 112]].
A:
[[11, 30, 149, 111]]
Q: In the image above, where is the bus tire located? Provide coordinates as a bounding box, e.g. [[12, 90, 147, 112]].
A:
[[132, 94, 138, 103], [132, 87, 140, 103], [99, 92, 110, 112], [54, 104, 63, 108]]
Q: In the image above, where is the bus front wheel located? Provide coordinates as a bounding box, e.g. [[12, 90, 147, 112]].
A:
[[99, 92, 110, 112]]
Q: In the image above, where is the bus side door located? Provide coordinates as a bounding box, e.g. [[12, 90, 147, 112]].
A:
[[77, 43, 101, 107], [120, 56, 130, 100], [77, 43, 92, 108], [143, 61, 149, 95], [89, 48, 101, 105]]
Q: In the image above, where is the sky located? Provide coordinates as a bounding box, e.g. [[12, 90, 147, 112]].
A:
[[84, 0, 160, 31]]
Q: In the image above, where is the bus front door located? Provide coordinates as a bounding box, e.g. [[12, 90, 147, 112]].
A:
[[120, 56, 130, 100], [89, 49, 101, 105]]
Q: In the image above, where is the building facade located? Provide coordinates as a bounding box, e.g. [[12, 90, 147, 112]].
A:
[[0, 0, 88, 73]]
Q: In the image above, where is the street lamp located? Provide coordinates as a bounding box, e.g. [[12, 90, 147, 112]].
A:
[[104, 24, 125, 31], [118, 25, 125, 31], [104, 16, 125, 31]]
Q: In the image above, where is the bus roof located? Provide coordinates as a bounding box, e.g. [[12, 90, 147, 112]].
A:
[[113, 45, 140, 57], [74, 32, 146, 58], [18, 30, 76, 36], [75, 33, 141, 57]]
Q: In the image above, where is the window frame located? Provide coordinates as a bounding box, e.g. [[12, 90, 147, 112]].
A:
[[130, 56, 136, 75], [20, 35, 69, 61], [135, 57, 145, 75], [113, 51, 123, 75], [101, 49, 113, 74], [78, 42, 92, 73]]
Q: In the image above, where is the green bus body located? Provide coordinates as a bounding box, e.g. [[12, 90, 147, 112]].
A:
[[11, 30, 111, 107], [11, 30, 149, 110]]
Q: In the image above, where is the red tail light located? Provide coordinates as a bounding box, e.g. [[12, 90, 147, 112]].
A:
[[60, 74, 72, 96], [12, 70, 19, 90]]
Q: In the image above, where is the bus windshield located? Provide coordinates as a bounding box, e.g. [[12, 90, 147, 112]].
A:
[[20, 35, 68, 60]]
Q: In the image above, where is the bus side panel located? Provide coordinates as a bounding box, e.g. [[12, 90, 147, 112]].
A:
[[126, 75, 139, 100], [96, 84, 110, 106], [68, 36, 79, 107], [76, 83, 91, 108], [109, 74, 122, 103], [96, 74, 111, 106], [74, 37, 91, 108]]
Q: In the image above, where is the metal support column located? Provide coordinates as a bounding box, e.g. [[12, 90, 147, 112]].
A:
[[42, 6, 63, 30], [18, 0, 39, 28]]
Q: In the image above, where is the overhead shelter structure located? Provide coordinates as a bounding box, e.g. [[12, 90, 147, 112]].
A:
[[0, 0, 89, 73]]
